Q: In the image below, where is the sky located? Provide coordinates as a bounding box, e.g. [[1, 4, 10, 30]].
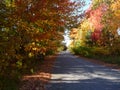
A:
[[83, 0, 92, 10], [71, 0, 92, 11]]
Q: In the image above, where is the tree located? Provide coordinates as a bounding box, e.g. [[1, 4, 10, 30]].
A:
[[0, 0, 84, 77], [86, 0, 120, 54]]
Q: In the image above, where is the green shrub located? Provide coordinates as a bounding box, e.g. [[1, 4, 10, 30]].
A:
[[46, 49, 55, 55], [72, 46, 92, 57], [0, 76, 20, 90], [91, 47, 110, 56], [110, 44, 120, 55]]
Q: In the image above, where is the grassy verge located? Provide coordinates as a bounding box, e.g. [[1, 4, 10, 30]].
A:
[[92, 55, 120, 66], [71, 46, 120, 66], [0, 76, 20, 90]]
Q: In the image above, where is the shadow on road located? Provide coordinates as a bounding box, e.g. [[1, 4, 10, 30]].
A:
[[46, 51, 120, 90]]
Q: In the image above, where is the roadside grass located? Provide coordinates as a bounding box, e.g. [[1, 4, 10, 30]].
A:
[[71, 46, 120, 66], [0, 76, 20, 90], [93, 55, 120, 66]]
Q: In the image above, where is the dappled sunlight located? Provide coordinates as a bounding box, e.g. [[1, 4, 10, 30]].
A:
[[19, 55, 57, 90], [46, 51, 120, 90], [23, 72, 51, 80], [93, 71, 120, 80], [50, 70, 120, 83], [50, 74, 91, 83]]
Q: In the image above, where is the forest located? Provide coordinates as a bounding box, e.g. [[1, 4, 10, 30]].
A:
[[0, 0, 120, 90], [0, 0, 83, 89], [70, 0, 120, 65]]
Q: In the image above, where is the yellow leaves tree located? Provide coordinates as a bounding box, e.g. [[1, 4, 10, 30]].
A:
[[110, 0, 120, 28], [0, 0, 84, 77], [79, 19, 93, 44], [92, 0, 120, 54]]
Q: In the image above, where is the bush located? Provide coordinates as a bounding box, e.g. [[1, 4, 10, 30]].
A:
[[0, 76, 20, 90], [46, 49, 55, 55], [91, 47, 110, 56], [110, 45, 120, 56], [71, 45, 111, 57], [72, 46, 92, 57]]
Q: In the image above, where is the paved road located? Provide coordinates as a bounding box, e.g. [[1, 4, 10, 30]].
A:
[[46, 51, 120, 90]]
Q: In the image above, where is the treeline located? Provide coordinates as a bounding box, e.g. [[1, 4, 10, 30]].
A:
[[70, 0, 120, 64], [0, 0, 83, 78]]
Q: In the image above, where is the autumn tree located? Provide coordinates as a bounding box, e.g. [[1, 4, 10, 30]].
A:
[[101, 0, 120, 55], [0, 0, 84, 77], [13, 0, 84, 55], [70, 3, 107, 47]]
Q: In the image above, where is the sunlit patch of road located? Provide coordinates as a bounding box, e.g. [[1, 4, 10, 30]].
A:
[[46, 51, 120, 90]]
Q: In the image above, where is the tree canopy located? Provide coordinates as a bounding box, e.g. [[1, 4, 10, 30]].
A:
[[70, 0, 120, 57], [0, 0, 84, 77]]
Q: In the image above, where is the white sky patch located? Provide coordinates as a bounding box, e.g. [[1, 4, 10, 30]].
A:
[[84, 0, 92, 10], [71, 0, 92, 11], [117, 27, 120, 35], [63, 29, 71, 47]]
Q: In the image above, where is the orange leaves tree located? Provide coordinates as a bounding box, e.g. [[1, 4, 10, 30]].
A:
[[72, 4, 106, 47], [14, 0, 82, 54], [101, 0, 120, 55], [70, 0, 120, 57], [92, 0, 120, 50], [0, 0, 84, 77]]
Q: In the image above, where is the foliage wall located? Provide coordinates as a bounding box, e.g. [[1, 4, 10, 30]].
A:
[[0, 0, 84, 77], [70, 0, 120, 57]]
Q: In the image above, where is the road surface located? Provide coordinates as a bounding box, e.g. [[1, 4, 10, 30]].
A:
[[45, 51, 120, 90]]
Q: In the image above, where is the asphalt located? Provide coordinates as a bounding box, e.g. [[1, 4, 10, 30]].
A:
[[45, 51, 120, 90]]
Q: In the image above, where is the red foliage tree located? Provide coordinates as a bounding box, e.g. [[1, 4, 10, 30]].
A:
[[85, 4, 107, 41]]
